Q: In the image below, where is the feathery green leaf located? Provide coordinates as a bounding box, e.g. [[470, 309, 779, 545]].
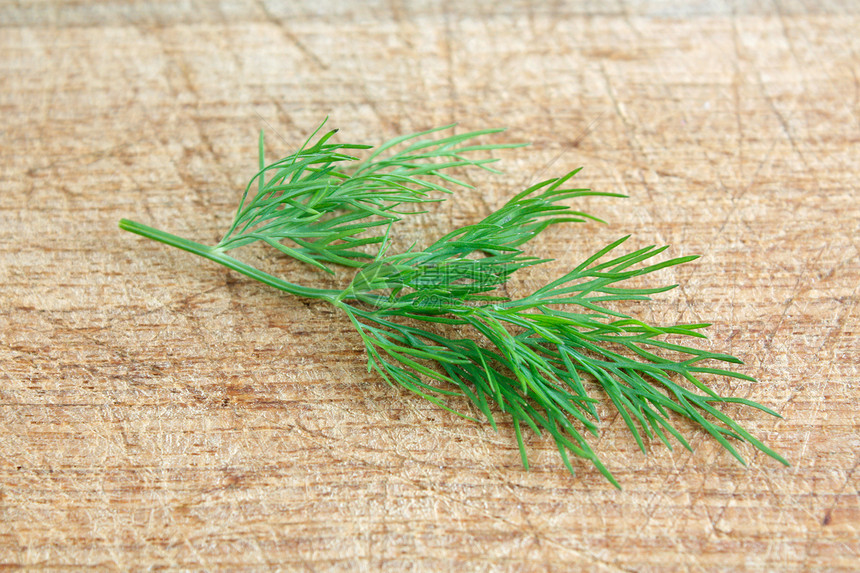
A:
[[119, 120, 788, 487]]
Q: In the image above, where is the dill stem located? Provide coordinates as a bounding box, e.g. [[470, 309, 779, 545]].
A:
[[118, 219, 341, 303]]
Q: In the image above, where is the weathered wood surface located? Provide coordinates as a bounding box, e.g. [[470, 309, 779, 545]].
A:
[[1, 1, 858, 570]]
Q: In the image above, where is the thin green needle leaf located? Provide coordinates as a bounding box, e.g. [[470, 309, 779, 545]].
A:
[[514, 420, 529, 471]]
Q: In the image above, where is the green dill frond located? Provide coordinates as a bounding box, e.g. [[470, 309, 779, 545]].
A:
[[217, 119, 523, 274], [119, 121, 788, 488]]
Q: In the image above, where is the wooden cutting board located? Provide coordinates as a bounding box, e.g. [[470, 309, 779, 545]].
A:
[[1, 1, 857, 570]]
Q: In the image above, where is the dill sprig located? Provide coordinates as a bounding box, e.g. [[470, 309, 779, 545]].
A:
[[217, 121, 519, 273], [119, 120, 787, 487]]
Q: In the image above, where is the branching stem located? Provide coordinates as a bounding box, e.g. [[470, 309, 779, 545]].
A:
[[119, 219, 341, 303]]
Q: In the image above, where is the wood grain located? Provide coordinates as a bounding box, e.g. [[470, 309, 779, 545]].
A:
[[1, 1, 858, 570]]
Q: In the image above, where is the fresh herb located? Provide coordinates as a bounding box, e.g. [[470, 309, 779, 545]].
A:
[[119, 121, 787, 487]]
